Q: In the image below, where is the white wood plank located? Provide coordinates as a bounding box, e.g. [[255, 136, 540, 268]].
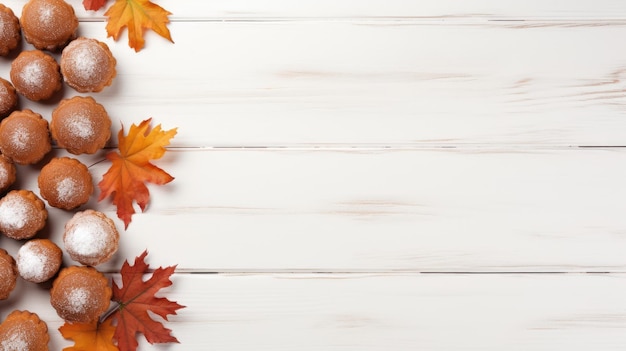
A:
[[3, 148, 622, 272], [3, 0, 626, 21], [115, 148, 626, 272], [3, 273, 626, 350], [2, 22, 626, 147]]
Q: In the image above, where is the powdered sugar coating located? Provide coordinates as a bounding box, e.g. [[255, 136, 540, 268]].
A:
[[64, 210, 119, 266], [10, 50, 62, 101], [66, 114, 95, 139], [0, 109, 52, 165], [70, 44, 99, 81], [51, 96, 112, 155], [67, 287, 90, 314], [50, 266, 112, 323], [19, 61, 44, 90], [17, 246, 46, 281], [0, 155, 16, 193], [21, 0, 78, 51], [0, 195, 27, 229], [38, 157, 93, 210], [0, 310, 49, 351], [56, 177, 82, 204], [17, 239, 62, 283], [0, 190, 47, 240], [61, 37, 116, 92], [0, 166, 6, 186], [0, 5, 20, 56], [0, 78, 17, 118], [10, 126, 29, 151], [37, 2, 54, 23], [0, 249, 17, 300], [1, 334, 28, 351]]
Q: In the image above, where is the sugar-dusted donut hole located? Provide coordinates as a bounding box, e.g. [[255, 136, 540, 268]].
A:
[[64, 210, 120, 266]]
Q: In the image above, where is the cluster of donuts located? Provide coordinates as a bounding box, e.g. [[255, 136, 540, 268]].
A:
[[0, 0, 122, 348]]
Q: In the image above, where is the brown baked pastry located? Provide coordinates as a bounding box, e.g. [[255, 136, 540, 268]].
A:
[[38, 157, 93, 210], [0, 78, 18, 118], [20, 0, 78, 51], [64, 210, 119, 266], [51, 96, 112, 154], [0, 249, 17, 300], [0, 190, 47, 240], [0, 310, 49, 351], [0, 154, 16, 194], [10, 50, 62, 101], [0, 5, 20, 56], [50, 266, 111, 323], [61, 37, 117, 93], [0, 110, 51, 165], [17, 239, 63, 283]]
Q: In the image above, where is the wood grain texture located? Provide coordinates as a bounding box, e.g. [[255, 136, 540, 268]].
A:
[[0, 1, 624, 350], [4, 273, 626, 350], [2, 22, 626, 146], [109, 148, 626, 272], [2, 148, 622, 273], [4, 0, 626, 20]]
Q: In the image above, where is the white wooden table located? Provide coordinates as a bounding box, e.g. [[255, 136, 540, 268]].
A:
[[2, 0, 626, 349]]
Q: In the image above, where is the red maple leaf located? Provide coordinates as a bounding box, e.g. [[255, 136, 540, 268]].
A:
[[83, 0, 108, 11], [110, 251, 184, 351]]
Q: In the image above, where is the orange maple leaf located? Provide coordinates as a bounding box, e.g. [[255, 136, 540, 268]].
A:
[[104, 0, 173, 52], [59, 319, 118, 351], [83, 0, 108, 11], [111, 251, 185, 351], [98, 118, 177, 229]]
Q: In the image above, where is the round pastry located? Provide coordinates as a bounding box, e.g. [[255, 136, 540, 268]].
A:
[[38, 157, 93, 210], [0, 154, 16, 194], [0, 78, 18, 118], [10, 50, 62, 101], [64, 210, 119, 266], [20, 0, 78, 51], [0, 109, 51, 165], [61, 37, 117, 93], [51, 96, 112, 154], [0, 190, 47, 240], [0, 5, 20, 56], [0, 310, 49, 351], [17, 239, 63, 283], [0, 249, 17, 300], [50, 266, 111, 323]]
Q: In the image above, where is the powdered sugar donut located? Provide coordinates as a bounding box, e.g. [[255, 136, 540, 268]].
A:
[[50, 266, 111, 323], [61, 37, 117, 93], [0, 190, 47, 240], [10, 50, 62, 101], [38, 157, 93, 210], [17, 239, 63, 283], [0, 248, 17, 300], [0, 154, 16, 194], [0, 109, 52, 165], [0, 310, 49, 350], [64, 210, 119, 266], [0, 4, 21, 56], [0, 78, 18, 118], [20, 0, 78, 51], [51, 96, 112, 154]]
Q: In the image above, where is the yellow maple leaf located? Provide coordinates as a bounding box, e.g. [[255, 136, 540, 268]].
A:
[[59, 319, 118, 351], [105, 0, 173, 52], [98, 118, 177, 228]]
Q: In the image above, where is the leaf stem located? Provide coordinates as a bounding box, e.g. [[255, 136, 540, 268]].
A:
[[88, 158, 108, 169], [100, 302, 122, 324]]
